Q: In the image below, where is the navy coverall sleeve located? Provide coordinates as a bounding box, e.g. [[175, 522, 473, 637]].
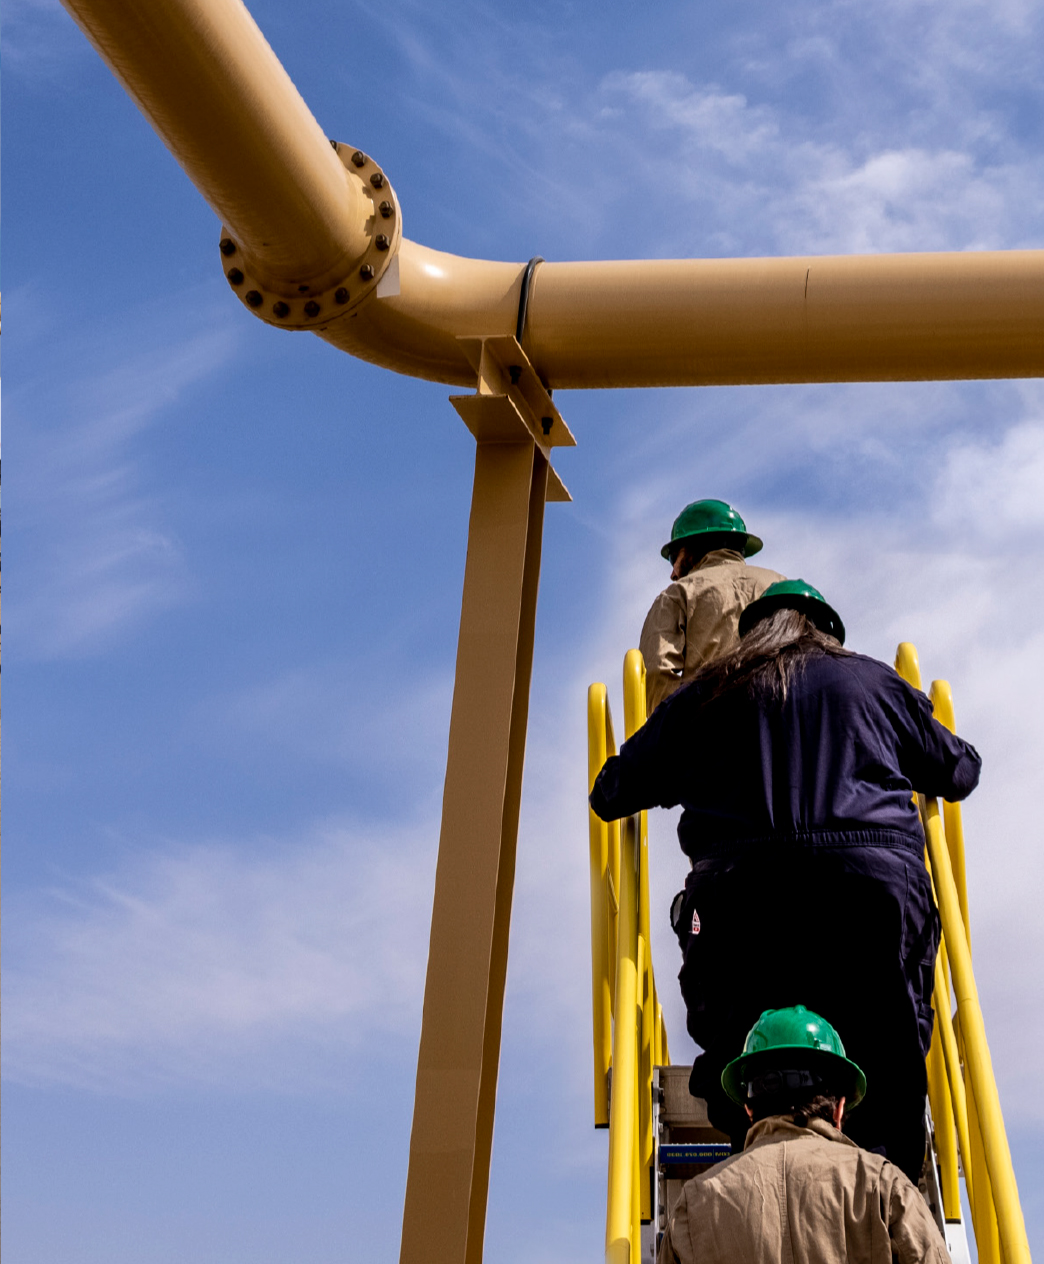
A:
[[590, 695, 685, 821], [893, 678, 981, 802]]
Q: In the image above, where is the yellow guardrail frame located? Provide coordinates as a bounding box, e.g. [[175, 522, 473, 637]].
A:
[[589, 651, 669, 1263], [895, 644, 1030, 1264], [587, 644, 1031, 1264]]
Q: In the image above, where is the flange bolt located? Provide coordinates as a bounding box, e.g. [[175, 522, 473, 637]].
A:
[[335, 288, 350, 304], [304, 300, 321, 317], [245, 290, 263, 308], [351, 150, 367, 167], [273, 301, 290, 318], [375, 234, 390, 251], [220, 238, 237, 256], [360, 264, 375, 281], [226, 268, 244, 286], [379, 200, 394, 218], [370, 171, 385, 189]]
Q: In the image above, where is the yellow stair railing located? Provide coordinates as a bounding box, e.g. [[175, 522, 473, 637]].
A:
[[588, 643, 1031, 1264], [895, 644, 1031, 1264], [588, 650, 669, 1264]]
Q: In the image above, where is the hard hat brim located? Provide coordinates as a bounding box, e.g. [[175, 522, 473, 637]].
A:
[[721, 1044, 867, 1109], [660, 531, 764, 561]]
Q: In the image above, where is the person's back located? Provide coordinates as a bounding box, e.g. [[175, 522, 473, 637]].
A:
[[612, 648, 980, 859], [639, 499, 784, 713], [658, 1007, 950, 1264], [660, 1116, 948, 1264], [641, 548, 784, 712]]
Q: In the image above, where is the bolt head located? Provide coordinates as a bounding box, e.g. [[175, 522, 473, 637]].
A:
[[379, 200, 394, 218], [226, 267, 244, 286], [335, 287, 350, 304], [369, 171, 385, 188], [245, 290, 263, 308], [220, 238, 237, 256], [304, 300, 321, 317], [351, 150, 367, 167], [272, 301, 290, 318], [375, 234, 390, 251], [360, 264, 375, 281]]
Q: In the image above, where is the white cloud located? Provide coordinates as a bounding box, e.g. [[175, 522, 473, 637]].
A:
[[597, 71, 1042, 256], [4, 818, 438, 1094]]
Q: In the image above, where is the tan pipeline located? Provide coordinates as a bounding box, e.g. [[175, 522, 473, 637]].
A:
[[61, 0, 1044, 387]]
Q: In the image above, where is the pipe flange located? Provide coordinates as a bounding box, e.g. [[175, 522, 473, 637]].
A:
[[218, 142, 402, 331]]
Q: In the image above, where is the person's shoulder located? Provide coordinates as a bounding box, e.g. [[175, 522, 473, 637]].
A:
[[745, 564, 786, 586], [803, 649, 896, 686]]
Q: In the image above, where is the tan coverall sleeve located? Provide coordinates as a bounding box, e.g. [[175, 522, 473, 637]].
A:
[[657, 1200, 690, 1264], [884, 1167, 951, 1264], [639, 588, 687, 714]]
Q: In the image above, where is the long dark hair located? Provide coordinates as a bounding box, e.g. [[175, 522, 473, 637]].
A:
[[694, 607, 850, 704]]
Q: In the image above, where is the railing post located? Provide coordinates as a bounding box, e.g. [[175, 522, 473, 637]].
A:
[[606, 811, 641, 1263], [924, 803, 1031, 1264], [589, 685, 615, 1128]]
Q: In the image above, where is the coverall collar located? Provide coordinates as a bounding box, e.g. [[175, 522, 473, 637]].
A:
[[744, 1114, 860, 1152], [693, 548, 747, 571]]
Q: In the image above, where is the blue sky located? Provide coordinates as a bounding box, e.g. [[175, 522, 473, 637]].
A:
[[5, 0, 1044, 1259]]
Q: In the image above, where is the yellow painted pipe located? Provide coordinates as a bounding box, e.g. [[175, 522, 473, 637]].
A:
[[632, 932, 644, 1261], [930, 681, 971, 945], [588, 684, 615, 1128], [927, 964, 962, 1220], [934, 950, 976, 1213], [966, 1069, 1002, 1264], [606, 810, 640, 1264], [62, 0, 1044, 389], [60, 0, 370, 292], [925, 802, 1030, 1264]]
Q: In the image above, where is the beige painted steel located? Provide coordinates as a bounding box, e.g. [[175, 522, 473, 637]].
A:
[[399, 438, 548, 1264], [60, 0, 370, 292], [62, 0, 1044, 389], [325, 245, 1044, 387]]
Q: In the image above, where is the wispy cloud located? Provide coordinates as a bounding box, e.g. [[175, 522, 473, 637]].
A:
[[10, 295, 239, 659], [3, 817, 438, 1094]]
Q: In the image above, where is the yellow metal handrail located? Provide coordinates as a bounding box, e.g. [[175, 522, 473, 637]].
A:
[[589, 644, 1029, 1264], [895, 644, 1030, 1264], [589, 650, 669, 1264]]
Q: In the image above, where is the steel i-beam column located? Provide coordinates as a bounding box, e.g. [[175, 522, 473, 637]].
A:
[[399, 434, 548, 1264]]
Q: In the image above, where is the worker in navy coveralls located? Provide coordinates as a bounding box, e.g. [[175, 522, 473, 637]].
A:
[[590, 580, 981, 1182]]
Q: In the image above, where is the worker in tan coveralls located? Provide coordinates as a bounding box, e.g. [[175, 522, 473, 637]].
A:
[[639, 499, 784, 714], [658, 1006, 949, 1264]]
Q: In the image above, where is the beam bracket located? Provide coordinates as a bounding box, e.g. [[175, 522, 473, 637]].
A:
[[452, 334, 574, 502]]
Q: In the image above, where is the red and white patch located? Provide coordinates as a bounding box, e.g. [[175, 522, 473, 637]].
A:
[[691, 910, 701, 935]]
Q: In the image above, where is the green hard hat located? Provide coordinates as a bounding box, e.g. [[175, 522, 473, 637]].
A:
[[738, 578, 846, 645], [660, 499, 763, 561], [722, 1005, 867, 1108]]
